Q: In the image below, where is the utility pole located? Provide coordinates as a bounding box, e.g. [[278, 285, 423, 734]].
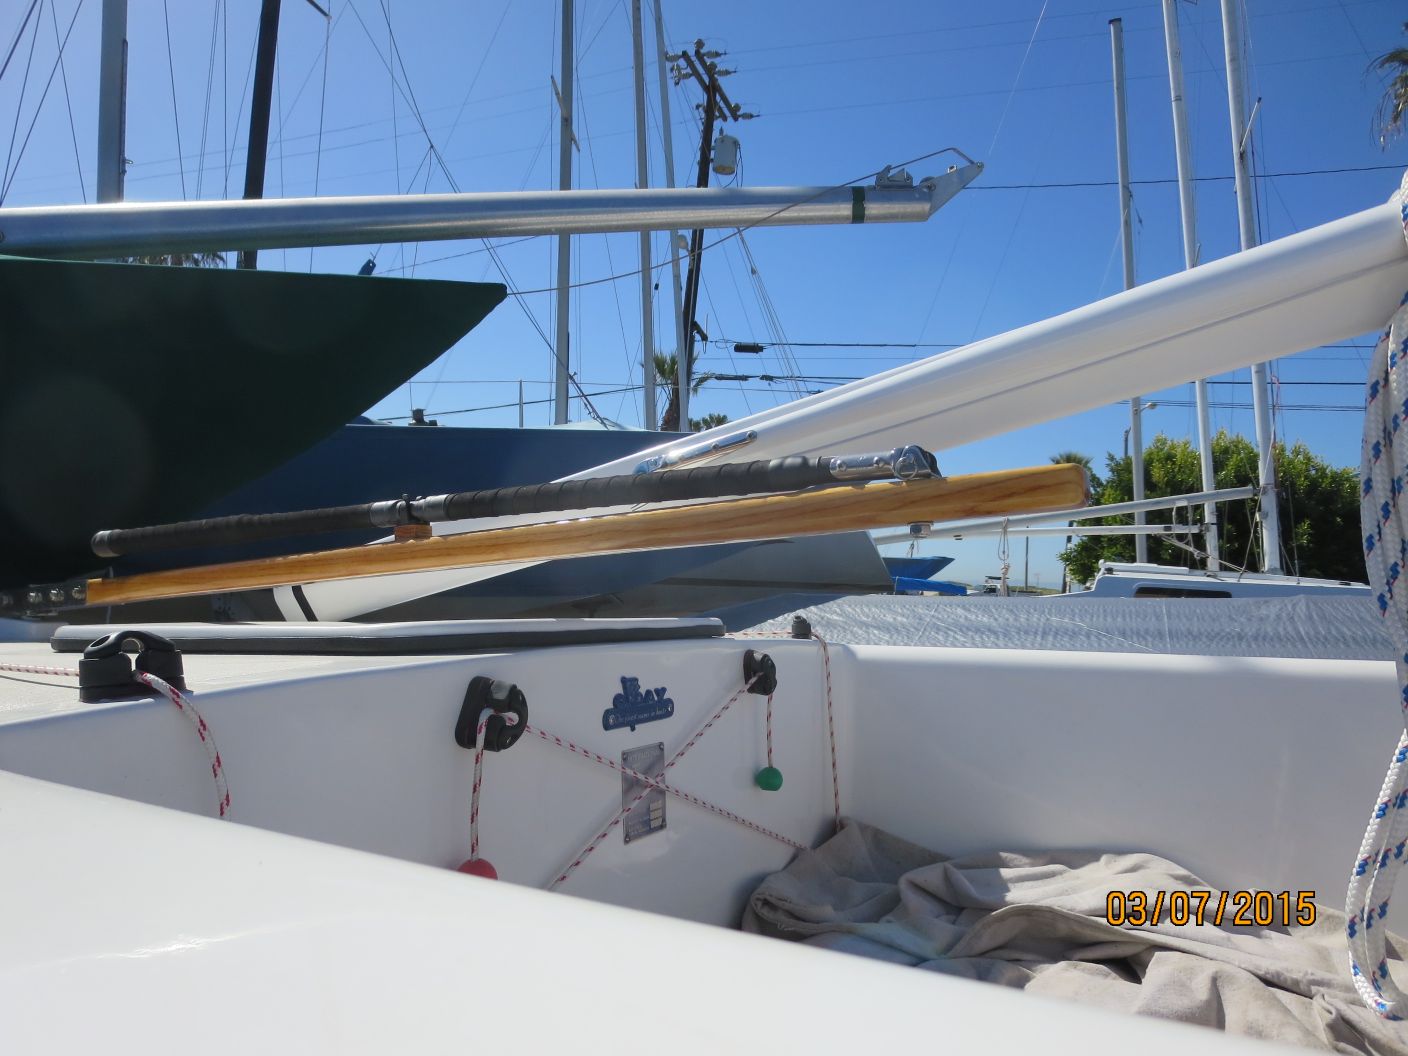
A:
[[669, 40, 753, 431], [652, 0, 686, 433], [1110, 19, 1147, 563], [96, 0, 128, 204], [238, 0, 284, 270], [1162, 0, 1221, 570], [1220, 0, 1283, 573], [631, 1, 656, 430], [552, 0, 576, 425]]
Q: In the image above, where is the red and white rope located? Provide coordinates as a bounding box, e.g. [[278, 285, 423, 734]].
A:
[[134, 671, 230, 819], [0, 662, 229, 819], [812, 632, 842, 833], [729, 630, 843, 830], [0, 661, 79, 678], [549, 675, 762, 888], [466, 707, 520, 864], [764, 693, 775, 769]]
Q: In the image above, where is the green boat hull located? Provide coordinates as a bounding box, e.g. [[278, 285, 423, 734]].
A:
[[0, 255, 505, 588]]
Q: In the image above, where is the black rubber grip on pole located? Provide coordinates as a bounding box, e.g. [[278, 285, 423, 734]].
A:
[[91, 451, 917, 559], [92, 502, 407, 559], [435, 456, 831, 521]]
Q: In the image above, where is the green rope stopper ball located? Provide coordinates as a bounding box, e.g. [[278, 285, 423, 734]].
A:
[[755, 766, 783, 792]]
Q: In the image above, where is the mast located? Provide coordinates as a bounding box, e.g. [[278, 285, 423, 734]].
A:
[[1110, 19, 1147, 562], [1220, 0, 1283, 573], [631, 0, 656, 429], [238, 0, 284, 270], [652, 0, 686, 433], [96, 0, 127, 204], [1162, 0, 1221, 569], [552, 0, 575, 425]]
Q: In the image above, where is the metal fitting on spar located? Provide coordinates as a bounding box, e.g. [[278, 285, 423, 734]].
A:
[[827, 445, 939, 482]]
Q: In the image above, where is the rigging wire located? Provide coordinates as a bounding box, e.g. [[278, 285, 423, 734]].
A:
[[440, 1, 511, 156], [195, 0, 222, 200], [736, 231, 807, 401], [162, 0, 187, 199], [309, 0, 333, 272], [1, 0, 84, 207], [348, 0, 601, 422], [0, 0, 40, 86], [48, 0, 82, 203], [223, 18, 261, 197], [986, 0, 1049, 157], [1, 0, 41, 202], [383, 0, 402, 270]]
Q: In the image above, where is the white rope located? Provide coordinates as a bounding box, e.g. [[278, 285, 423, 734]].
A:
[[1349, 170, 1408, 1018]]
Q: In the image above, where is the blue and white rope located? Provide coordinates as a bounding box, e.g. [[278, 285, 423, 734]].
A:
[[1350, 171, 1408, 1018]]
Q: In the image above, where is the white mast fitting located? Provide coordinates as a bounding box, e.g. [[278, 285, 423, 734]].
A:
[[631, 0, 656, 429], [1220, 0, 1283, 573], [553, 0, 576, 425], [1110, 18, 1148, 563], [1162, 0, 1221, 570]]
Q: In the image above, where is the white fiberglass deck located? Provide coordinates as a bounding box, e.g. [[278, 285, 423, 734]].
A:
[[0, 622, 1399, 1051]]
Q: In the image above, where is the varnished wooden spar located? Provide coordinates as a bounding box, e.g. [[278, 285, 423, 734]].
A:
[[84, 463, 1088, 607]]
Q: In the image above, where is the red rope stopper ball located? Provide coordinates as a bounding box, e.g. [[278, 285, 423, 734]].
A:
[[456, 858, 498, 879]]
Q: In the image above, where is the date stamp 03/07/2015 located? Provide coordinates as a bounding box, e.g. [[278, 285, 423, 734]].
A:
[[1105, 890, 1318, 928]]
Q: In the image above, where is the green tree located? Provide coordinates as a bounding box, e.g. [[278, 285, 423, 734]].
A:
[[1057, 431, 1363, 585], [652, 348, 710, 431], [1372, 23, 1408, 145]]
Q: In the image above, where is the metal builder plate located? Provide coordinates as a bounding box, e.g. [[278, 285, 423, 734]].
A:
[[622, 742, 666, 844]]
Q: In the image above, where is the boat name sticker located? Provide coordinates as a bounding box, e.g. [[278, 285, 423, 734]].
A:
[[602, 676, 674, 732], [622, 742, 666, 843]]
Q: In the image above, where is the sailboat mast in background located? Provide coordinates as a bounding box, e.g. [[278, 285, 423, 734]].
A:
[[552, 0, 575, 425], [653, 0, 688, 433], [1220, 0, 1284, 573], [631, 0, 656, 429], [95, 0, 126, 204], [1109, 18, 1148, 563], [1162, 0, 1222, 570], [239, 0, 284, 271]]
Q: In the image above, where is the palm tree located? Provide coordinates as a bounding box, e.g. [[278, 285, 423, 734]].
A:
[[1372, 24, 1408, 145], [1049, 450, 1094, 474], [1050, 451, 1095, 593], [689, 412, 730, 432], [652, 348, 710, 432], [123, 251, 227, 268]]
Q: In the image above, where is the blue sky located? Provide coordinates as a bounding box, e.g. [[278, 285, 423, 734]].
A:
[[3, 0, 1407, 587]]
